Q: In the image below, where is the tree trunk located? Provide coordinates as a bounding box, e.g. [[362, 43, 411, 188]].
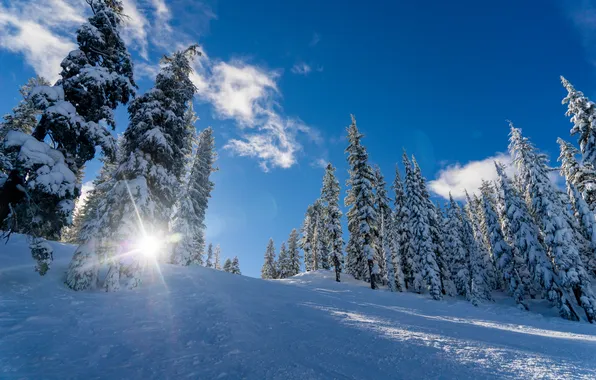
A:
[[333, 255, 341, 282], [0, 170, 25, 226], [368, 259, 376, 290]]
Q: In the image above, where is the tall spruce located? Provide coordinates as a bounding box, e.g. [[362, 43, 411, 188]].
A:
[[231, 256, 241, 275], [288, 228, 301, 277], [277, 242, 290, 279], [508, 126, 596, 322], [320, 163, 344, 281], [214, 244, 222, 270], [561, 76, 596, 168], [312, 200, 329, 270], [344, 115, 378, 289], [444, 195, 471, 299], [171, 127, 217, 266], [432, 203, 456, 296], [223, 258, 232, 273], [300, 204, 316, 272], [206, 244, 214, 268], [408, 157, 442, 300], [391, 164, 408, 291], [373, 166, 390, 285], [261, 238, 277, 279]]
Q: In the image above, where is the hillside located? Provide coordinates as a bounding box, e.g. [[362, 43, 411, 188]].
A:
[[1, 235, 596, 379]]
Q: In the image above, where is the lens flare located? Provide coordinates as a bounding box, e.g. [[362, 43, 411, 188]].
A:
[[137, 235, 161, 258]]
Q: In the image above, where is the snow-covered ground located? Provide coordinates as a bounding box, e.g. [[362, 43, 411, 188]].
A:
[[1, 235, 596, 379]]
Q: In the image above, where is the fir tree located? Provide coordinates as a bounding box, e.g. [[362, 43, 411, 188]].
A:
[[465, 191, 497, 292], [381, 215, 396, 292], [391, 165, 408, 291], [561, 76, 596, 168], [300, 204, 316, 272], [214, 244, 222, 270], [231, 256, 241, 275], [170, 126, 217, 266], [508, 126, 596, 322], [321, 163, 344, 281], [344, 115, 378, 289], [287, 228, 301, 277], [401, 152, 421, 290], [261, 238, 277, 279], [444, 195, 470, 299], [408, 157, 442, 300], [481, 175, 528, 310], [223, 258, 232, 273], [277, 242, 290, 279], [431, 203, 456, 296], [373, 166, 390, 285], [206, 244, 214, 268], [312, 200, 329, 270]]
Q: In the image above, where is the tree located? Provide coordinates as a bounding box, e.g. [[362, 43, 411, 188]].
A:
[[465, 191, 497, 292], [408, 157, 442, 300], [287, 228, 301, 277], [373, 166, 390, 285], [261, 238, 277, 279], [231, 256, 241, 275], [320, 163, 344, 281], [561, 76, 596, 168], [481, 175, 528, 310], [67, 45, 199, 291], [277, 242, 290, 279], [401, 153, 421, 290], [214, 244, 222, 270], [170, 127, 217, 266], [431, 203, 456, 296], [344, 115, 378, 289], [391, 164, 408, 291], [509, 126, 596, 322], [312, 200, 329, 270], [444, 195, 470, 299], [206, 244, 214, 268], [223, 258, 232, 273], [300, 204, 316, 272]]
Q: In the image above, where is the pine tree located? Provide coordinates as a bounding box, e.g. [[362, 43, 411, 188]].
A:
[[373, 166, 390, 285], [300, 204, 316, 272], [170, 126, 217, 266], [69, 46, 198, 291], [481, 174, 529, 310], [223, 258, 232, 273], [460, 204, 489, 305], [444, 195, 470, 299], [312, 200, 329, 270], [344, 115, 378, 289], [261, 238, 277, 279], [381, 215, 396, 292], [431, 203, 456, 296], [214, 244, 222, 270], [465, 191, 497, 293], [206, 244, 214, 268], [509, 126, 596, 322], [277, 242, 290, 279], [320, 163, 344, 281], [561, 76, 596, 168], [287, 228, 301, 277], [408, 157, 442, 300], [231, 256, 241, 275], [401, 153, 421, 290], [391, 165, 408, 291]]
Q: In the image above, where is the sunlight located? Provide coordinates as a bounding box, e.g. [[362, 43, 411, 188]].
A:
[[136, 235, 161, 258]]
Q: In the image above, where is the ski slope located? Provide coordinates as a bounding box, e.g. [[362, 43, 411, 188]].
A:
[[1, 235, 596, 379]]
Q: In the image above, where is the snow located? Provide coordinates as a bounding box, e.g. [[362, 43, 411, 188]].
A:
[[2, 235, 596, 379]]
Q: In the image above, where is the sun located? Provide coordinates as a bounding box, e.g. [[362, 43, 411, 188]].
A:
[[136, 235, 161, 258]]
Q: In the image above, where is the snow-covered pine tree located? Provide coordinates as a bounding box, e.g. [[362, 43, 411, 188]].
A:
[[401, 152, 421, 291], [277, 242, 290, 279], [223, 258, 232, 273], [206, 244, 214, 268], [214, 244, 222, 270], [408, 156, 442, 300], [0, 76, 49, 183], [561, 76, 596, 168], [261, 238, 277, 279], [287, 228, 301, 277], [312, 200, 329, 270], [465, 191, 497, 292], [558, 138, 596, 275], [320, 163, 344, 281], [231, 256, 241, 275], [481, 174, 528, 310], [431, 202, 456, 296], [381, 214, 396, 292], [300, 204, 316, 272], [444, 194, 471, 299], [77, 45, 198, 291], [460, 202, 491, 305], [509, 125, 596, 322], [170, 126, 217, 266], [344, 115, 378, 289], [373, 165, 390, 285], [391, 164, 408, 291]]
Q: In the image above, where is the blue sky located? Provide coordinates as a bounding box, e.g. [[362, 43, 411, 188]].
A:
[[1, 0, 595, 277]]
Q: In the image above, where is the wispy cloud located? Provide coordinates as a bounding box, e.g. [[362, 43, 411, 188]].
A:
[[311, 158, 328, 169], [309, 32, 321, 47], [291, 62, 312, 76], [428, 153, 515, 200], [192, 56, 318, 171], [560, 0, 596, 62]]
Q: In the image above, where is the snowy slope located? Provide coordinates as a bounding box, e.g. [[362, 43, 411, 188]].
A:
[[1, 235, 596, 379]]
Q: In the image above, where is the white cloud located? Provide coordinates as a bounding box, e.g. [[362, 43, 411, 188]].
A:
[[0, 0, 83, 81], [291, 62, 312, 76], [120, 0, 150, 59], [192, 56, 317, 171], [428, 153, 515, 200], [311, 158, 328, 169]]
